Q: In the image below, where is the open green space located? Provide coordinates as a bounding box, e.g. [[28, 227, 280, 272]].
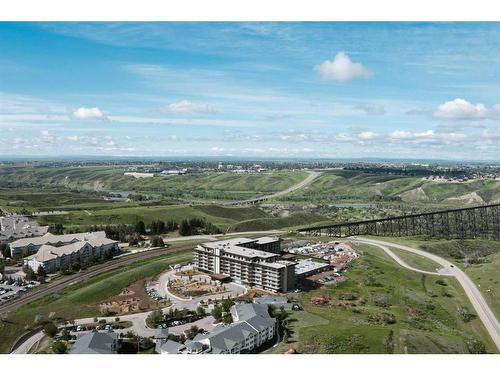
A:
[[0, 166, 308, 201], [284, 243, 496, 354], [388, 246, 442, 273], [359, 236, 500, 323], [0, 187, 330, 233], [279, 170, 500, 205], [0, 248, 192, 353]]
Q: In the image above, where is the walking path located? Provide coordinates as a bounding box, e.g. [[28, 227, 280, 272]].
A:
[[11, 331, 45, 354], [354, 237, 500, 352]]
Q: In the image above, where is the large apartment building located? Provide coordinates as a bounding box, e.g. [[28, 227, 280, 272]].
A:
[[18, 231, 119, 273], [193, 237, 295, 292]]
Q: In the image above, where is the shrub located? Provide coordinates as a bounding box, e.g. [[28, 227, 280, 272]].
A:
[[52, 341, 67, 354], [466, 338, 486, 354], [372, 293, 391, 308], [43, 321, 58, 337], [457, 307, 476, 323]]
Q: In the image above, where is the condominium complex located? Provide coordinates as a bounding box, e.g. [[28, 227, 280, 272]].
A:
[[18, 231, 119, 273], [156, 303, 277, 354], [9, 231, 115, 258], [193, 237, 295, 292], [0, 215, 48, 246]]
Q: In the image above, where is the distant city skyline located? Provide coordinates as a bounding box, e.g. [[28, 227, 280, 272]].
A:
[[1, 22, 500, 160]]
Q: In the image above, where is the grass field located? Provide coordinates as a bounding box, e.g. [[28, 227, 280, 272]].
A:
[[388, 246, 442, 273], [282, 244, 497, 354], [0, 249, 192, 353]]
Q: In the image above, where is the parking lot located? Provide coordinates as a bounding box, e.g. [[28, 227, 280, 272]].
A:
[[0, 280, 39, 304]]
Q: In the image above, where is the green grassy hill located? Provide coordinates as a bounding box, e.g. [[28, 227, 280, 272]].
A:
[[280, 170, 500, 205], [0, 166, 308, 201], [288, 243, 497, 354]]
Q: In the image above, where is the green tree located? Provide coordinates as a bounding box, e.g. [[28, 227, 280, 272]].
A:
[[52, 341, 67, 354], [212, 305, 223, 322], [196, 305, 206, 316], [0, 243, 10, 258], [135, 221, 146, 235], [179, 219, 192, 236], [43, 321, 58, 337], [151, 236, 165, 248], [23, 266, 36, 281], [37, 266, 47, 278], [185, 325, 199, 340], [146, 309, 163, 327], [222, 313, 233, 325], [60, 329, 72, 341], [221, 298, 234, 312]]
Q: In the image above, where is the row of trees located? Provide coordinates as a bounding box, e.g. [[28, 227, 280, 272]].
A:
[[179, 218, 221, 236]]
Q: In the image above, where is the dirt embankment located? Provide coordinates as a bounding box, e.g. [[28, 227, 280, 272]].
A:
[[399, 187, 429, 202], [445, 191, 485, 205]]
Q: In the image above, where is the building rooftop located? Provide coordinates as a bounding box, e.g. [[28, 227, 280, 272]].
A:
[[9, 231, 110, 248], [255, 236, 280, 245], [223, 245, 277, 259], [188, 303, 276, 353], [70, 331, 118, 354], [0, 215, 48, 243], [294, 259, 330, 276], [157, 339, 186, 354]]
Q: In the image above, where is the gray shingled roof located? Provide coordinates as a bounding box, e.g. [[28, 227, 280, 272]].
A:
[[157, 340, 186, 354], [70, 331, 118, 354]]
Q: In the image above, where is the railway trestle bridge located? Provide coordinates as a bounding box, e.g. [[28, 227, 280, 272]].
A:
[[298, 203, 500, 239]]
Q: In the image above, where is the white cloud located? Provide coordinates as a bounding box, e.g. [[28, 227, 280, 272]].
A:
[[389, 130, 412, 139], [315, 52, 370, 82], [354, 103, 385, 115], [489, 104, 500, 120], [161, 100, 213, 114], [72, 107, 106, 120], [357, 131, 378, 140], [433, 98, 487, 120]]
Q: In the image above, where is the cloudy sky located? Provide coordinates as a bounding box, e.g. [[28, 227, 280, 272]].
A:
[[1, 22, 499, 160]]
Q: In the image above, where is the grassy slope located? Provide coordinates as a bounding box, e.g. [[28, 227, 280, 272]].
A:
[[280, 170, 500, 204], [0, 166, 308, 200], [231, 212, 326, 232], [291, 244, 496, 354], [361, 236, 500, 323], [0, 250, 191, 353], [388, 246, 442, 273]]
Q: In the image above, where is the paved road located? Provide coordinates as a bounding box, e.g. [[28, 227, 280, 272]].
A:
[[162, 230, 283, 243], [228, 171, 321, 205], [354, 237, 500, 352], [11, 331, 45, 354]]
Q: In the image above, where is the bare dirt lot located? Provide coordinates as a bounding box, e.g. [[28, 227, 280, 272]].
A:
[[97, 277, 171, 315]]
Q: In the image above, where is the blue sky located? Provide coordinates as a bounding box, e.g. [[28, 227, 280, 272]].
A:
[[1, 22, 499, 160]]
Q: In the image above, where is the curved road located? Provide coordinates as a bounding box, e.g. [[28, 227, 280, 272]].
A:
[[354, 237, 500, 352], [229, 171, 321, 205]]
